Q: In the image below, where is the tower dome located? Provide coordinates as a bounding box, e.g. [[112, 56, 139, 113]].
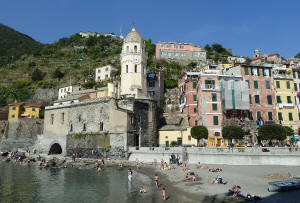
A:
[[124, 27, 143, 43]]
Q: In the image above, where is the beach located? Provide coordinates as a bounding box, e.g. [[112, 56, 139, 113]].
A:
[[146, 163, 300, 203]]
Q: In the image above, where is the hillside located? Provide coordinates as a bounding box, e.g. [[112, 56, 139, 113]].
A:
[[0, 25, 123, 107], [0, 24, 43, 66]]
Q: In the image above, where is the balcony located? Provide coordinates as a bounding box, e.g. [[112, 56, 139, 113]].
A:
[[273, 73, 292, 79], [278, 103, 294, 109], [201, 84, 219, 90]]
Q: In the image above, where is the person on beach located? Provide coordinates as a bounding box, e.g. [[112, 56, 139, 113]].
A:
[[97, 166, 102, 172], [154, 174, 159, 188], [196, 162, 201, 169], [140, 187, 147, 193], [128, 169, 133, 183], [161, 187, 166, 202], [154, 159, 157, 168]]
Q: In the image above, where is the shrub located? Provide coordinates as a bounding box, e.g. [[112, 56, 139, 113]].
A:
[[222, 125, 244, 140], [258, 124, 287, 141], [164, 79, 178, 89], [31, 68, 46, 81], [170, 141, 178, 147]]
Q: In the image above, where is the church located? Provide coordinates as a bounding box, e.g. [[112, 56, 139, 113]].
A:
[[35, 27, 161, 157]]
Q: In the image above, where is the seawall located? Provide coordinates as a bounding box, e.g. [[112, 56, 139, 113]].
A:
[[128, 147, 300, 166]]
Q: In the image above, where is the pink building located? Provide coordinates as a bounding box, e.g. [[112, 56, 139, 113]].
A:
[[179, 71, 223, 146], [156, 42, 206, 65]]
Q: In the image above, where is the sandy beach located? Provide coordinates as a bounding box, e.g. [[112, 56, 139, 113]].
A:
[[143, 163, 300, 203]]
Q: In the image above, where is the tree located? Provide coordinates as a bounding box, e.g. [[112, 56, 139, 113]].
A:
[[31, 68, 45, 81], [191, 126, 208, 146], [222, 125, 244, 140], [283, 126, 294, 137], [258, 124, 287, 141], [52, 68, 64, 80], [187, 62, 197, 69]]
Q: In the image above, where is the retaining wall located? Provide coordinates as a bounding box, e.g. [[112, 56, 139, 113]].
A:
[[128, 147, 300, 166]]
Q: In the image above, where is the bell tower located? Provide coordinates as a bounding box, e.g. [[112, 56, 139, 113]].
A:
[[120, 27, 147, 98]]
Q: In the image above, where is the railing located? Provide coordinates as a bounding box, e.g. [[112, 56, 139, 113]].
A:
[[129, 147, 300, 155]]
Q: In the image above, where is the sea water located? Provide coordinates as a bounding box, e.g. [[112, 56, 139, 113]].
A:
[[0, 163, 151, 203]]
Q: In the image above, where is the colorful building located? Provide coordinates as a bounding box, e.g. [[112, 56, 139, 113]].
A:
[[8, 102, 24, 121], [156, 41, 206, 65], [8, 102, 43, 121], [273, 65, 298, 131]]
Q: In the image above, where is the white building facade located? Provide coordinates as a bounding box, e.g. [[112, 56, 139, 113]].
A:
[[58, 85, 81, 100], [95, 65, 118, 82]]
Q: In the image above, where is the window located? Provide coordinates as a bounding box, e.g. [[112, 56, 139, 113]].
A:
[[134, 65, 137, 73], [184, 84, 186, 91], [168, 52, 172, 56], [287, 96, 292, 104], [134, 45, 137, 52], [257, 111, 261, 120], [50, 114, 54, 125], [244, 67, 249, 75], [83, 123, 86, 131], [212, 103, 218, 111], [105, 74, 108, 78], [213, 116, 218, 125], [126, 46, 129, 52], [205, 80, 215, 89], [249, 112, 253, 120], [266, 81, 270, 89], [78, 115, 81, 122], [249, 94, 252, 104], [148, 81, 155, 87], [289, 113, 293, 121], [278, 112, 283, 121], [31, 108, 35, 112], [126, 65, 128, 73], [193, 107, 197, 113], [174, 45, 178, 49], [193, 81, 197, 88], [276, 96, 282, 103], [268, 112, 273, 121], [251, 67, 258, 76], [215, 132, 221, 137], [12, 107, 16, 110], [254, 80, 258, 89], [11, 114, 15, 118], [100, 121, 104, 131], [161, 51, 167, 56], [193, 52, 199, 57], [98, 69, 101, 73], [267, 95, 272, 105], [246, 80, 250, 88], [255, 95, 260, 104], [61, 113, 64, 124], [167, 44, 172, 48], [286, 81, 290, 89], [188, 136, 191, 141], [276, 81, 280, 88], [263, 68, 270, 76], [212, 93, 217, 101], [195, 120, 198, 126], [193, 95, 197, 101], [293, 71, 296, 78], [181, 52, 185, 56], [70, 124, 73, 132], [294, 83, 298, 91], [180, 45, 184, 49], [174, 52, 179, 56], [298, 72, 300, 79], [98, 76, 101, 80]]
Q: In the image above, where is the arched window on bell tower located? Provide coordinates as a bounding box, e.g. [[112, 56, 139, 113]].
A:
[[126, 65, 128, 73], [135, 65, 137, 73], [134, 45, 137, 52]]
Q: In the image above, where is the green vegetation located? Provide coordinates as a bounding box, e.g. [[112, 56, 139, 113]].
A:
[[205, 43, 232, 63], [222, 125, 244, 140], [191, 126, 208, 146], [164, 79, 178, 89], [0, 24, 43, 66], [170, 141, 178, 147], [257, 124, 289, 141]]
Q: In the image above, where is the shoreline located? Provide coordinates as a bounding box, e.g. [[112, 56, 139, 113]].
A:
[[1, 154, 300, 202]]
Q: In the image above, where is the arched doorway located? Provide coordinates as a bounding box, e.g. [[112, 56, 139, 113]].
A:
[[48, 143, 62, 155]]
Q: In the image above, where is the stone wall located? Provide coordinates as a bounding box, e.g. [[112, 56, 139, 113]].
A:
[[128, 147, 300, 166], [0, 120, 43, 151]]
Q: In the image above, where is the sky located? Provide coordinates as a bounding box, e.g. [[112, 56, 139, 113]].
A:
[[0, 0, 299, 58]]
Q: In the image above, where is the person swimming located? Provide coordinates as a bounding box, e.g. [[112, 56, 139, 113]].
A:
[[161, 187, 166, 202]]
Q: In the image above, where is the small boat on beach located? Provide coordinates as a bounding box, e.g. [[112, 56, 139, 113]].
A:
[[268, 179, 300, 192]]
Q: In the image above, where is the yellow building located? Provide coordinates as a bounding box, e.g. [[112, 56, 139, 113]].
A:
[[159, 127, 198, 147], [8, 102, 24, 121], [273, 66, 298, 132], [23, 104, 42, 119], [8, 103, 43, 121]]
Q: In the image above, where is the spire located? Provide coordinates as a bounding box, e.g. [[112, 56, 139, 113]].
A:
[[131, 26, 136, 32]]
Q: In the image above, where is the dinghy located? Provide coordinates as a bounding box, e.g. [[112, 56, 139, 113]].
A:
[[268, 179, 300, 192]]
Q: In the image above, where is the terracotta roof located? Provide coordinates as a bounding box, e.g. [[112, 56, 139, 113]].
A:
[[9, 102, 24, 106], [24, 104, 43, 108]]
